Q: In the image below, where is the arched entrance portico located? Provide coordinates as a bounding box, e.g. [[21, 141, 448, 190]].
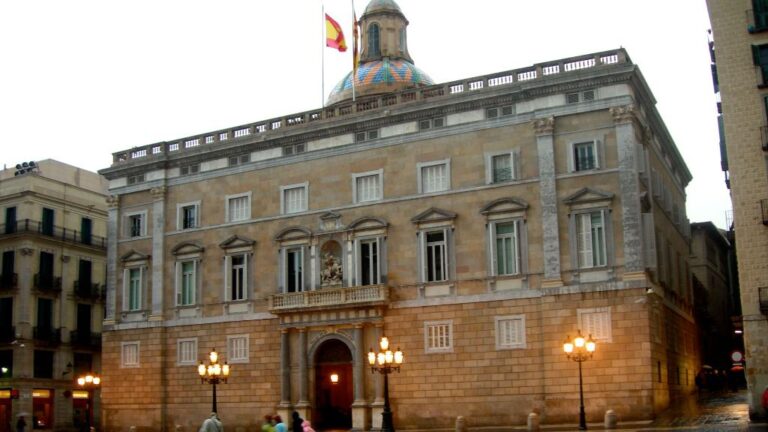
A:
[[313, 339, 353, 430]]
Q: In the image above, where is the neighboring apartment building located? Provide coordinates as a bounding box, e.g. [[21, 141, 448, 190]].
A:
[[98, 1, 698, 430], [707, 0, 768, 419], [0, 160, 108, 432], [690, 222, 742, 374]]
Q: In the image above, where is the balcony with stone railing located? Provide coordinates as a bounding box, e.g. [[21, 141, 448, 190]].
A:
[[110, 49, 629, 166], [269, 284, 389, 313]]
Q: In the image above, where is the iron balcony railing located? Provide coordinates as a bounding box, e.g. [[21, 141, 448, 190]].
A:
[[70, 330, 102, 348], [269, 284, 388, 312], [0, 273, 18, 290], [34, 273, 62, 292], [0, 326, 15, 344], [73, 281, 104, 300], [0, 219, 106, 249], [33, 326, 62, 345]]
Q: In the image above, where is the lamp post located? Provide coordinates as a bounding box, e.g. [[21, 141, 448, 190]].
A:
[[76, 373, 101, 432], [198, 348, 230, 414], [563, 330, 596, 430], [368, 336, 403, 432]]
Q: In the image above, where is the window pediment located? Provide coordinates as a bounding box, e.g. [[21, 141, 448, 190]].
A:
[[347, 216, 388, 232], [172, 241, 205, 256], [219, 235, 255, 250], [274, 226, 313, 242], [480, 197, 529, 217], [120, 250, 150, 263], [563, 188, 614, 208], [411, 208, 457, 226]]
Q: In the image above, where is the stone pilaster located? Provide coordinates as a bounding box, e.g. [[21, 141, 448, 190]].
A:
[[105, 195, 119, 324], [534, 117, 562, 285], [17, 247, 34, 337], [370, 324, 384, 431], [611, 105, 644, 273], [352, 325, 368, 432], [150, 187, 166, 320], [297, 328, 310, 408], [279, 329, 292, 406]]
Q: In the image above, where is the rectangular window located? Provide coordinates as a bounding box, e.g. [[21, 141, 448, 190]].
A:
[[286, 247, 303, 292], [37, 252, 54, 289], [229, 255, 247, 301], [1, 251, 14, 290], [283, 143, 305, 155], [495, 315, 526, 350], [492, 153, 513, 183], [126, 212, 146, 237], [755, 0, 768, 32], [226, 194, 250, 222], [177, 261, 196, 306], [354, 171, 382, 203], [80, 217, 92, 245], [359, 238, 380, 286], [41, 208, 54, 236], [573, 141, 597, 171], [425, 231, 448, 282], [282, 185, 307, 214], [180, 164, 200, 176], [229, 154, 250, 166], [753, 44, 768, 85], [33, 350, 54, 378], [419, 117, 445, 130], [227, 335, 249, 363], [127, 268, 142, 311], [127, 174, 145, 185], [121, 342, 140, 368], [578, 307, 612, 342], [355, 129, 379, 142], [494, 221, 520, 276], [576, 211, 607, 269], [179, 203, 199, 230], [419, 161, 449, 193], [4, 207, 17, 234], [424, 321, 453, 353], [177, 338, 197, 365]]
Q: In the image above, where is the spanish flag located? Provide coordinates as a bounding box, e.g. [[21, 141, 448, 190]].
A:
[[325, 14, 348, 52]]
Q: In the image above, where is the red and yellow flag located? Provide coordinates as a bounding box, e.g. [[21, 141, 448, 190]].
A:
[[352, 11, 359, 74], [325, 14, 348, 52]]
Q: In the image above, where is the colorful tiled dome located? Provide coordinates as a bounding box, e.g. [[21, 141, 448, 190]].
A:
[[327, 58, 434, 105]]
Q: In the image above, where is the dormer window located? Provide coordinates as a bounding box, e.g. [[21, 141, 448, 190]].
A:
[[368, 23, 381, 57]]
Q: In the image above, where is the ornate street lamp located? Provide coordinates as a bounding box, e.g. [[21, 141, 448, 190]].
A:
[[76, 373, 101, 432], [368, 336, 404, 432], [563, 330, 596, 430], [198, 348, 230, 414]]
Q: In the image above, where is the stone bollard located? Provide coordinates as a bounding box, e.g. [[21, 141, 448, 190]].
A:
[[604, 409, 618, 429], [527, 412, 540, 431], [455, 416, 466, 432]]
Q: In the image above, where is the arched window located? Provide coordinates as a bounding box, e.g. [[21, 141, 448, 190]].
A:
[[368, 23, 381, 57]]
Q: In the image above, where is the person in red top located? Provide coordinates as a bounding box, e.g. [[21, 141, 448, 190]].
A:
[[762, 385, 768, 411]]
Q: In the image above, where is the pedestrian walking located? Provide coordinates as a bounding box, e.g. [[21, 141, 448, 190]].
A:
[[301, 420, 315, 432], [262, 415, 274, 432], [199, 412, 223, 432], [291, 411, 303, 432], [16, 416, 27, 432], [274, 415, 286, 432]]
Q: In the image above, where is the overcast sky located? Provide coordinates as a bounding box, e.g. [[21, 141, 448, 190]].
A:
[[0, 0, 729, 227]]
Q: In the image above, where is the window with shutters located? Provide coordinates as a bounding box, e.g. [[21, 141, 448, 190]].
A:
[[121, 342, 140, 368], [125, 211, 147, 238], [355, 129, 379, 142], [226, 193, 251, 222], [572, 141, 598, 171], [177, 202, 200, 230], [485, 150, 519, 183], [229, 154, 250, 167], [578, 307, 612, 342], [424, 320, 453, 353], [281, 183, 308, 214], [177, 338, 197, 365], [227, 254, 248, 301], [753, 44, 768, 86], [493, 221, 521, 276], [353, 170, 382, 203], [283, 143, 306, 156], [418, 160, 450, 193], [358, 238, 381, 286], [575, 211, 607, 269], [495, 315, 526, 350], [180, 164, 200, 176], [486, 105, 514, 118], [124, 267, 143, 312], [424, 230, 448, 282], [368, 23, 381, 57], [419, 117, 446, 130], [227, 335, 249, 363], [175, 260, 197, 306], [284, 247, 305, 293]]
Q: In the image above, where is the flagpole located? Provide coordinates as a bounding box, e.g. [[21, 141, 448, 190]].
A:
[[322, 3, 325, 108], [351, 0, 357, 102]]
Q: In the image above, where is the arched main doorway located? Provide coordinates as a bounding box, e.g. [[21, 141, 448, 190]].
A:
[[313, 339, 353, 430]]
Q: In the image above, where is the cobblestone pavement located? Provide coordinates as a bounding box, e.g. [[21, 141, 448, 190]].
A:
[[512, 389, 767, 431]]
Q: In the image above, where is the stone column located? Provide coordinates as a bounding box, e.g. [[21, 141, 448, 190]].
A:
[[534, 117, 563, 286], [278, 329, 292, 421], [352, 325, 368, 431], [371, 324, 384, 431], [104, 195, 119, 325], [295, 328, 310, 419], [611, 105, 644, 275], [150, 187, 166, 320]]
